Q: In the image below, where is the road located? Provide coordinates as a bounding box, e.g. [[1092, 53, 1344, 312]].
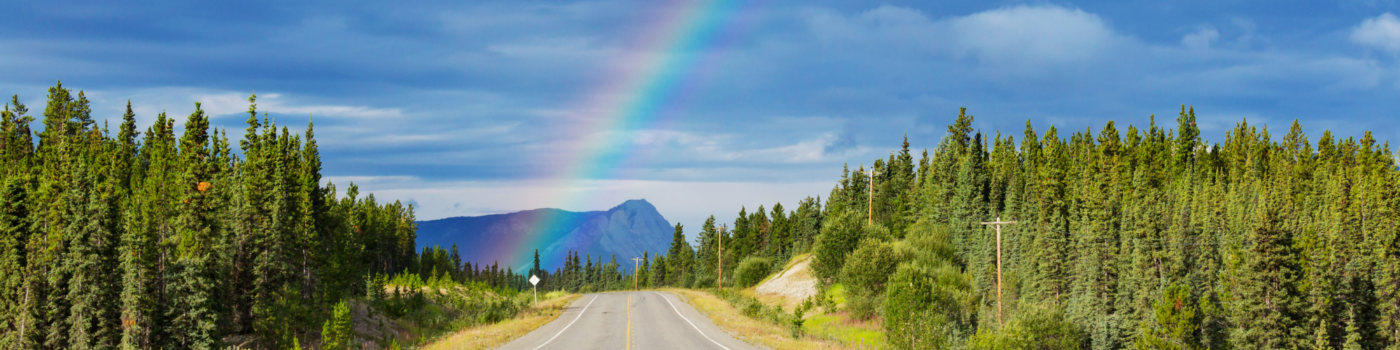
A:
[[498, 291, 761, 350]]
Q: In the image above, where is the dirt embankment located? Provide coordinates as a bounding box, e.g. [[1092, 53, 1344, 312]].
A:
[[754, 255, 817, 301]]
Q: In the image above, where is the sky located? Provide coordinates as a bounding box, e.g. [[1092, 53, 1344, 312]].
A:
[[3, 0, 1400, 240]]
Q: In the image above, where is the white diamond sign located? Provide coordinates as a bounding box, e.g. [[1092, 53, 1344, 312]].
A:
[[529, 275, 540, 286]]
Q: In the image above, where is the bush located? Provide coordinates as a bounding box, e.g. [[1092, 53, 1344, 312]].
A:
[[841, 238, 903, 294], [904, 218, 957, 266], [967, 302, 1083, 350], [692, 272, 716, 289], [734, 256, 775, 288], [840, 238, 903, 319], [812, 210, 863, 281], [711, 289, 805, 339], [884, 261, 978, 349]]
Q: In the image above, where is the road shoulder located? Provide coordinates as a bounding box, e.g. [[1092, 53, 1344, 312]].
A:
[[421, 293, 583, 350], [664, 288, 850, 350]]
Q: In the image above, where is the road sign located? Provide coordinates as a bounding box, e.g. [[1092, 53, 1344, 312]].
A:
[[530, 275, 540, 305]]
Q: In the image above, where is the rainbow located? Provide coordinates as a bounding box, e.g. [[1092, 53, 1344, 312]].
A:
[[497, 0, 761, 271]]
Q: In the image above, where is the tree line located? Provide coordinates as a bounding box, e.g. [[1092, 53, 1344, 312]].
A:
[[427, 104, 1400, 349], [807, 107, 1400, 349], [0, 83, 419, 350]]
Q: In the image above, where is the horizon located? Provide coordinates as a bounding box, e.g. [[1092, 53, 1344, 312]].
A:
[[6, 0, 1400, 240]]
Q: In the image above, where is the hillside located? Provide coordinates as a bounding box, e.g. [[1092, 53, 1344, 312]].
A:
[[415, 199, 674, 271]]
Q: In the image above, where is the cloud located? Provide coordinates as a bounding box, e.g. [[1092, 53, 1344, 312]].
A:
[[945, 5, 1117, 65], [1182, 26, 1220, 50], [1352, 13, 1400, 53], [90, 87, 401, 125], [823, 120, 858, 155], [800, 4, 1121, 75]]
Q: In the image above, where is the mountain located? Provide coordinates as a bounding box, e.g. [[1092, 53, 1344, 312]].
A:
[[415, 199, 674, 272]]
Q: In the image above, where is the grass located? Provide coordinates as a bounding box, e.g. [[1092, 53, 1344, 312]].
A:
[[802, 311, 886, 348], [714, 252, 889, 349], [666, 288, 850, 350], [419, 291, 580, 350]]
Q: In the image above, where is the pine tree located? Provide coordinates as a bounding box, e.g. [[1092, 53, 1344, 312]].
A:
[[1225, 161, 1305, 349], [0, 176, 34, 347], [165, 103, 222, 349]]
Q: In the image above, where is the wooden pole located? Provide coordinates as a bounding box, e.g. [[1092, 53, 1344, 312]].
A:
[[866, 167, 880, 226], [631, 257, 644, 291], [980, 217, 1016, 326], [717, 225, 726, 291]]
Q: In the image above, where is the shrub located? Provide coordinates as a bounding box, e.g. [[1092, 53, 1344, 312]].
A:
[[712, 289, 805, 339], [840, 238, 904, 319], [846, 288, 884, 320], [841, 238, 903, 294], [692, 272, 716, 289], [967, 302, 1083, 350], [734, 256, 774, 288], [812, 210, 862, 281], [884, 261, 978, 349], [903, 218, 957, 266]]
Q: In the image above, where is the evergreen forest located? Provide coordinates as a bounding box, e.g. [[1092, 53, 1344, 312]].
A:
[[613, 107, 1400, 349], [0, 83, 421, 349], [4, 81, 1400, 349]]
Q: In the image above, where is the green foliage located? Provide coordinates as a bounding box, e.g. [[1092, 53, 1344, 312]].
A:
[[0, 177, 33, 348], [0, 84, 421, 349], [812, 210, 864, 281], [885, 261, 977, 349], [710, 289, 806, 338], [321, 300, 354, 350], [705, 109, 1400, 349], [1134, 284, 1214, 350], [840, 238, 903, 319], [968, 302, 1084, 350], [841, 238, 902, 295], [734, 256, 774, 288], [884, 219, 977, 349]]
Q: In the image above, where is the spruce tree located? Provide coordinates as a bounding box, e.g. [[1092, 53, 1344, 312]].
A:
[[0, 176, 34, 347], [165, 103, 222, 349]]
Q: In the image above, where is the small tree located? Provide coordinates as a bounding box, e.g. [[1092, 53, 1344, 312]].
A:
[[321, 300, 354, 350]]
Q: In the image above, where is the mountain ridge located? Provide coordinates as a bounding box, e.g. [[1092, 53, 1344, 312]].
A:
[[415, 199, 673, 272]]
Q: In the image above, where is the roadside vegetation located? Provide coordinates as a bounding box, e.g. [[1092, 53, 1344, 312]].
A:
[[648, 108, 1400, 349], [419, 291, 578, 350]]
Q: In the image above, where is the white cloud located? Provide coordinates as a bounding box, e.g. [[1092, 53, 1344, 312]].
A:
[[95, 88, 402, 122], [1352, 13, 1400, 53], [802, 5, 1120, 69], [615, 129, 872, 164], [1182, 26, 1220, 50], [946, 5, 1116, 65]]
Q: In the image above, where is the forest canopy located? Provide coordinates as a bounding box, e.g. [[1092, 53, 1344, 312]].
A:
[[0, 83, 418, 349]]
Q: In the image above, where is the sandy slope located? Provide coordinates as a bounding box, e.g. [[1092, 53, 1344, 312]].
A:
[[754, 255, 817, 301]]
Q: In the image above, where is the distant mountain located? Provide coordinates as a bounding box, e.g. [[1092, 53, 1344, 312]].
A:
[[415, 199, 674, 272]]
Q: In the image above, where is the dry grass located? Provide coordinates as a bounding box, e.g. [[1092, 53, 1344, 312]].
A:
[[420, 293, 581, 350], [665, 288, 858, 350]]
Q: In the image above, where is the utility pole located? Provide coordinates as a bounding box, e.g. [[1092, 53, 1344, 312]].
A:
[[716, 224, 726, 291], [865, 167, 881, 225], [631, 257, 645, 291], [980, 217, 1016, 326]]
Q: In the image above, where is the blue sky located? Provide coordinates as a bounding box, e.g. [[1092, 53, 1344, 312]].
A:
[[4, 0, 1399, 237]]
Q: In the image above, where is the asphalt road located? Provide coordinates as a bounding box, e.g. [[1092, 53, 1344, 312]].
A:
[[498, 291, 761, 350]]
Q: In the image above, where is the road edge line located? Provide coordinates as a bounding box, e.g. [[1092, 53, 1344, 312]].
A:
[[655, 291, 733, 350], [532, 294, 598, 350]]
